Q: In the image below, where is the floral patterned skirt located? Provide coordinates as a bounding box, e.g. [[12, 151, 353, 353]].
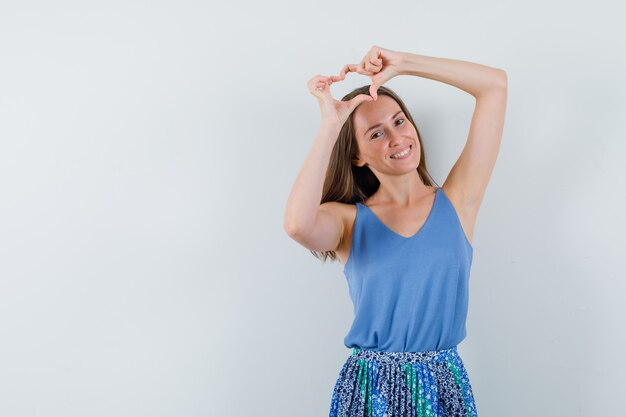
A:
[[328, 345, 478, 417]]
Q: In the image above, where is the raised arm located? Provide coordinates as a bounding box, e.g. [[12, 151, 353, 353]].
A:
[[283, 75, 372, 253], [398, 52, 508, 240], [398, 52, 507, 99]]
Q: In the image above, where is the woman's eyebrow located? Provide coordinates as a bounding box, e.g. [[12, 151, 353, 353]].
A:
[[364, 110, 404, 136]]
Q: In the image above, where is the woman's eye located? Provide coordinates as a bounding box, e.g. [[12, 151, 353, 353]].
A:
[[371, 119, 405, 139]]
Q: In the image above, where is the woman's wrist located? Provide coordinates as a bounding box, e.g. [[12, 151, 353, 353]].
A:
[[396, 52, 423, 76]]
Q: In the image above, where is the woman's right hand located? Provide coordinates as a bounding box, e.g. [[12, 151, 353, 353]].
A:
[[307, 74, 373, 128]]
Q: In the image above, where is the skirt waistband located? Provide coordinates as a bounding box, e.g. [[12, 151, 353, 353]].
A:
[[350, 345, 459, 365]]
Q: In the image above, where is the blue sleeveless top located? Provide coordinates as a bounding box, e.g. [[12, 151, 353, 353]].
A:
[[343, 187, 473, 352]]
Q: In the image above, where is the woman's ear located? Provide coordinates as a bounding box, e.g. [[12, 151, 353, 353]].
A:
[[352, 155, 366, 167]]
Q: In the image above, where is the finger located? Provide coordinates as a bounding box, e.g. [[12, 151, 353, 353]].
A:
[[315, 82, 330, 92], [369, 47, 382, 65], [310, 74, 332, 84], [310, 80, 330, 94], [315, 77, 333, 87], [369, 83, 378, 101], [332, 64, 357, 81], [370, 57, 382, 66], [307, 74, 326, 89], [369, 50, 382, 66], [370, 55, 380, 67], [365, 52, 382, 72], [348, 94, 374, 112], [364, 60, 382, 73], [334, 65, 348, 80], [358, 61, 375, 76], [314, 77, 330, 87], [317, 79, 333, 89]]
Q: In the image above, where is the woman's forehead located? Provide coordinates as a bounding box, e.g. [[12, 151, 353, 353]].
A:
[[356, 97, 400, 120], [354, 96, 402, 132]]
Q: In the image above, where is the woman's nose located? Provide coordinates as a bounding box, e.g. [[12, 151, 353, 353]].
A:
[[388, 131, 403, 145]]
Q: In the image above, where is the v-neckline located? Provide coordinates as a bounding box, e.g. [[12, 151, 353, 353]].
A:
[[358, 188, 441, 239]]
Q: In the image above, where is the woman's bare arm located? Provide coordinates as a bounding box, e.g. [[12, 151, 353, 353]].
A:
[[398, 52, 507, 99], [398, 52, 508, 237], [284, 75, 372, 252], [283, 123, 345, 252]]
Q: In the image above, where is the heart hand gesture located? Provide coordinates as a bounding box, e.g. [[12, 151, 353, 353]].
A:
[[331, 46, 404, 100], [307, 74, 374, 128]]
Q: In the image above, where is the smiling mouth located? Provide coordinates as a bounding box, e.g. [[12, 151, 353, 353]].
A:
[[390, 144, 412, 160]]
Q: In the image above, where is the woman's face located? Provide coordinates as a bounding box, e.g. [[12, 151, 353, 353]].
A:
[[352, 95, 420, 175]]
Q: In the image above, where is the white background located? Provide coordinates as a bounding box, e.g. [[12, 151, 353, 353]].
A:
[[1, 1, 625, 416]]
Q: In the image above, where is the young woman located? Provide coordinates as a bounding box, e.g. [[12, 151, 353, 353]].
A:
[[284, 46, 507, 417]]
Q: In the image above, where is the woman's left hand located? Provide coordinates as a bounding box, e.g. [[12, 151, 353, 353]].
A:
[[330, 46, 405, 100]]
